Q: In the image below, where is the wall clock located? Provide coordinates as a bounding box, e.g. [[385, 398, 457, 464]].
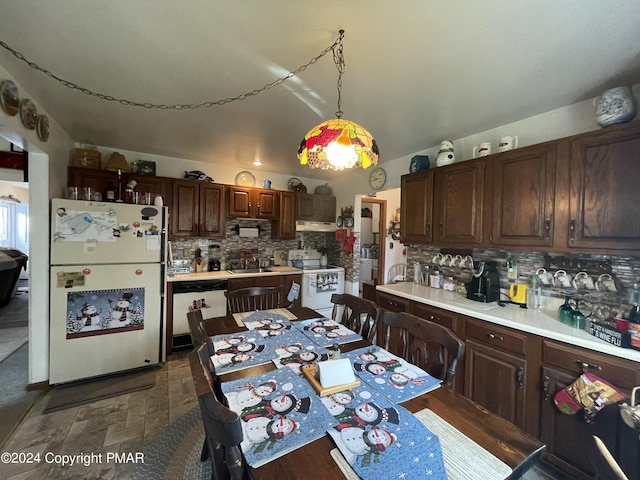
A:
[[369, 167, 386, 190]]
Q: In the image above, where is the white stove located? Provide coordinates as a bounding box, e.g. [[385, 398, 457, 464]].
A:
[[287, 249, 344, 317]]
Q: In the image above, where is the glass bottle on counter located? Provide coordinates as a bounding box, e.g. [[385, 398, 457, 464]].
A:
[[506, 252, 518, 281], [630, 303, 640, 323], [527, 276, 541, 310], [106, 181, 116, 202]]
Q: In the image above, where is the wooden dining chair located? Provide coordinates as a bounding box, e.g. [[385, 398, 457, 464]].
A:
[[380, 311, 465, 388], [189, 346, 248, 480], [591, 435, 629, 480], [187, 309, 210, 347], [503, 444, 546, 479], [224, 286, 283, 314], [330, 293, 382, 343]]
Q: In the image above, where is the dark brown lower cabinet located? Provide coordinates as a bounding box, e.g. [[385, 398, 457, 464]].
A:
[[540, 366, 599, 479], [540, 340, 640, 479], [373, 291, 640, 479], [464, 339, 526, 428]]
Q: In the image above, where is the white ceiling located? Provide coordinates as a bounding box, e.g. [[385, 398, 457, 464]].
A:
[[1, 1, 639, 181]]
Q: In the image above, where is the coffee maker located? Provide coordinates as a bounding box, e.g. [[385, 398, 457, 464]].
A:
[[466, 261, 500, 303]]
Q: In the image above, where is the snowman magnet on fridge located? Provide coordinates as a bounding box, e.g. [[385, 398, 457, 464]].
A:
[[435, 140, 455, 167]]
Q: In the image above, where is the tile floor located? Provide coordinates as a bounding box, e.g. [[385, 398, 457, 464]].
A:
[[0, 351, 197, 479]]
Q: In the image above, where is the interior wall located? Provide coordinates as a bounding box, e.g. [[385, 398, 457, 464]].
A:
[[0, 63, 75, 384]]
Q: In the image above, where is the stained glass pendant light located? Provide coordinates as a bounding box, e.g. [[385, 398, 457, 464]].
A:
[[298, 31, 379, 170]]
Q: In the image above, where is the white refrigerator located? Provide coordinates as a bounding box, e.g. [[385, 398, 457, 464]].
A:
[[49, 199, 167, 384]]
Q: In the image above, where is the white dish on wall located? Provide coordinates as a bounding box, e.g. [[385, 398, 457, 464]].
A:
[[235, 171, 256, 187]]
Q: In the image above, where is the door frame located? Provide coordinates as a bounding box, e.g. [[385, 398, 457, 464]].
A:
[[361, 197, 386, 285]]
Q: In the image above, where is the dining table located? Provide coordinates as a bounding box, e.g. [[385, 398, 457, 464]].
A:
[[194, 306, 543, 479]]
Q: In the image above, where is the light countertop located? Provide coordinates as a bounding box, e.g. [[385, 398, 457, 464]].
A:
[[377, 282, 640, 363], [167, 266, 302, 282]]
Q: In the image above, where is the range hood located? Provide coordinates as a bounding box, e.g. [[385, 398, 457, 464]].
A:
[[295, 220, 337, 232]]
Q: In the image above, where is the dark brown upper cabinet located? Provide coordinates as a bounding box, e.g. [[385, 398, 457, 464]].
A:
[[491, 143, 556, 247]]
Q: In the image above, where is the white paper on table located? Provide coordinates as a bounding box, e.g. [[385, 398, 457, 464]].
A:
[[318, 358, 356, 388]]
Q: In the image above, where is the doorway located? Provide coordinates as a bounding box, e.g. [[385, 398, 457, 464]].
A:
[[0, 144, 29, 360], [361, 198, 386, 289]]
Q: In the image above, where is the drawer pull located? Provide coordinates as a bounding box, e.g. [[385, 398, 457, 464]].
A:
[[486, 332, 504, 341], [574, 360, 602, 371]]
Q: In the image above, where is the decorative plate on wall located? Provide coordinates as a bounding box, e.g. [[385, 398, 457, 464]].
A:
[[19, 98, 37, 130], [314, 183, 332, 195], [287, 177, 302, 191], [0, 79, 20, 116], [37, 114, 50, 142], [235, 170, 256, 187]]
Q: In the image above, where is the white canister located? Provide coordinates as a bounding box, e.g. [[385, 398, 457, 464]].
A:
[[473, 142, 492, 158], [498, 136, 518, 152], [435, 140, 455, 167]]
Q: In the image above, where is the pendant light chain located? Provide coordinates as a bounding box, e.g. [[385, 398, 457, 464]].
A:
[[0, 31, 344, 110], [333, 29, 345, 119]]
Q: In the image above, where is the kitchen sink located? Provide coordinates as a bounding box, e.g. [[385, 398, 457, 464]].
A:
[[227, 268, 272, 274]]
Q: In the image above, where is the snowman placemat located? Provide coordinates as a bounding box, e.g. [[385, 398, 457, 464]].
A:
[[233, 308, 298, 328], [294, 318, 362, 347], [321, 382, 447, 480], [221, 366, 338, 468], [208, 332, 278, 374], [270, 329, 330, 375], [343, 346, 442, 403]]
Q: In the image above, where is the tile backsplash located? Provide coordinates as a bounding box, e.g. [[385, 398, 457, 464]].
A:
[[170, 219, 335, 267], [406, 245, 640, 318]]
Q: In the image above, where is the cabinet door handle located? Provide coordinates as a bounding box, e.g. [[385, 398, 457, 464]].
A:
[[429, 315, 435, 320], [574, 359, 602, 371], [568, 218, 576, 241], [426, 223, 431, 233], [544, 217, 551, 238], [486, 332, 504, 341], [516, 366, 525, 389], [543, 375, 550, 400]]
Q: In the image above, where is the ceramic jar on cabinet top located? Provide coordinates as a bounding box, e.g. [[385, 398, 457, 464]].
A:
[[594, 86, 637, 127]]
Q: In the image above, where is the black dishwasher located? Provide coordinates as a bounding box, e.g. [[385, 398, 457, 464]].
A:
[[172, 279, 228, 349]]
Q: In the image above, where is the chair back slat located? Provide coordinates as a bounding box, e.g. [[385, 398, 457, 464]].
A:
[[380, 311, 465, 388], [330, 293, 382, 343], [225, 286, 283, 314]]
